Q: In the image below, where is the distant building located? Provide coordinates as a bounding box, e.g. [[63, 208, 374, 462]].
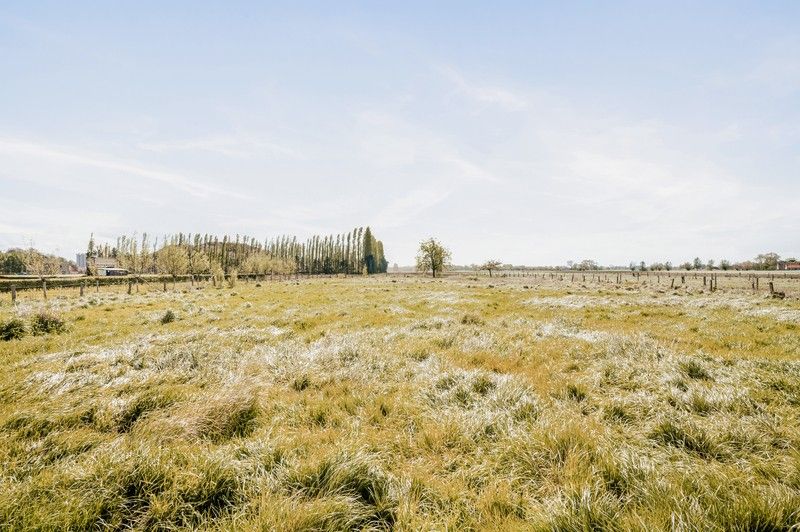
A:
[[97, 267, 129, 276], [82, 256, 119, 275], [93, 257, 118, 269], [777, 261, 800, 271], [76, 253, 87, 273]]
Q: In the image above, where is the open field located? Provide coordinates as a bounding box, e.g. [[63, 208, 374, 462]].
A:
[[1, 275, 799, 530]]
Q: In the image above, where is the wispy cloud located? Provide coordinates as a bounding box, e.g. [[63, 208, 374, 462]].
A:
[[376, 185, 453, 228], [438, 65, 528, 110], [0, 137, 248, 199], [138, 136, 298, 159]]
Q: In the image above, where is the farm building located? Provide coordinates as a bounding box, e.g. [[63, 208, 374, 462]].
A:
[[777, 260, 800, 270], [97, 267, 129, 276]]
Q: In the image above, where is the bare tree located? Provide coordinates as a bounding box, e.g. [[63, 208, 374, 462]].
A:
[[481, 260, 502, 277]]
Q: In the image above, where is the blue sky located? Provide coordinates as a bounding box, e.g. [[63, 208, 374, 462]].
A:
[[1, 1, 798, 265]]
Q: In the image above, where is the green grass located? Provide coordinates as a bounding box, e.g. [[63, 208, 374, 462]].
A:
[[0, 275, 799, 529]]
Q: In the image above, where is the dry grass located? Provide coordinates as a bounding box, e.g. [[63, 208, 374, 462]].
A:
[[1, 275, 799, 529]]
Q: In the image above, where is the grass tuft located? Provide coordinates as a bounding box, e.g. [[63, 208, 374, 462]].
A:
[[160, 309, 177, 324], [650, 418, 721, 459], [680, 359, 712, 380]]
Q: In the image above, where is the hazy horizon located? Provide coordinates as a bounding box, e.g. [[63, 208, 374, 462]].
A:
[[2, 2, 799, 266]]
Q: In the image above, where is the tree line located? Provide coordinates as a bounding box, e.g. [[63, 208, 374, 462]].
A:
[[86, 226, 388, 277], [0, 248, 74, 276]]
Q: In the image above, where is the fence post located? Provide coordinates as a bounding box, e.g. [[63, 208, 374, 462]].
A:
[[11, 285, 16, 305], [163, 280, 167, 292], [80, 280, 85, 297], [42, 279, 47, 300], [127, 279, 132, 295], [96, 279, 99, 293]]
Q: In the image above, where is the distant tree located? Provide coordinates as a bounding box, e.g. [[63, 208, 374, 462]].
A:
[[242, 252, 270, 278], [664, 261, 673, 271], [416, 238, 451, 278], [0, 250, 25, 274], [706, 259, 715, 270], [639, 261, 647, 271], [680, 261, 692, 270], [86, 233, 97, 275], [187, 251, 211, 283], [629, 262, 636, 271], [754, 252, 780, 270], [211, 263, 225, 287], [23, 247, 60, 299], [579, 259, 598, 271], [481, 260, 502, 277], [692, 257, 703, 270], [720, 259, 731, 271], [157, 245, 189, 288]]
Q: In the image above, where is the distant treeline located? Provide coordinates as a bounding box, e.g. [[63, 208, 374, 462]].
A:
[[0, 249, 76, 275], [88, 226, 388, 276]]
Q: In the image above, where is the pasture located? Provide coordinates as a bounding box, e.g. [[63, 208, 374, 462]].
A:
[[1, 274, 799, 529]]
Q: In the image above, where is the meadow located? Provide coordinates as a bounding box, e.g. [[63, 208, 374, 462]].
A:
[[1, 273, 799, 530]]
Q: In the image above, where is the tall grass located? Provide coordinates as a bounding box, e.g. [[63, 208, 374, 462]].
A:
[[0, 275, 798, 529]]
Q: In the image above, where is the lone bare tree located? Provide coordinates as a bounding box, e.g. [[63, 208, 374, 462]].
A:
[[416, 238, 451, 278], [481, 260, 502, 277]]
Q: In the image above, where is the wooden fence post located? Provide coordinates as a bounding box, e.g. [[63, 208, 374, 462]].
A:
[[96, 279, 99, 293], [127, 279, 132, 295], [80, 281, 85, 297], [11, 285, 16, 305], [42, 279, 47, 300]]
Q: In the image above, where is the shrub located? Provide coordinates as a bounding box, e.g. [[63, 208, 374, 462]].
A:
[[161, 310, 176, 324], [30, 310, 65, 335], [0, 318, 27, 341], [227, 269, 238, 288]]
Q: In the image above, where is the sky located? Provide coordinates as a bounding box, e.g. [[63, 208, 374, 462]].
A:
[[1, 1, 799, 266]]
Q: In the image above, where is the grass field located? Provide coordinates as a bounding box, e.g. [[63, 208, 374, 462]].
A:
[[1, 275, 799, 530]]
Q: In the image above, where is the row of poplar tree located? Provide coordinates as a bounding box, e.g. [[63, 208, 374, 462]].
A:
[[86, 227, 388, 276]]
